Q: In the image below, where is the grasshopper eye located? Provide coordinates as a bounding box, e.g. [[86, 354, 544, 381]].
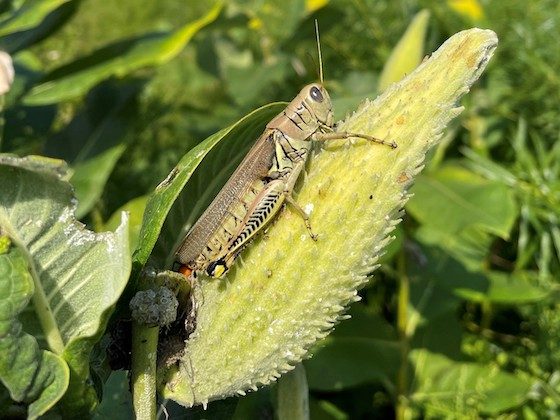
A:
[[310, 86, 323, 102]]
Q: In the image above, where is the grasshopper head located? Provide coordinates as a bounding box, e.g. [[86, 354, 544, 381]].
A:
[[303, 83, 334, 128], [267, 83, 335, 136]]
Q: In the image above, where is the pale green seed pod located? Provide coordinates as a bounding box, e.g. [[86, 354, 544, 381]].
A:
[[161, 28, 498, 408]]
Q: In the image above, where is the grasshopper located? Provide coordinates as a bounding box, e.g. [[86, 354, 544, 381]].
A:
[[173, 28, 396, 281]]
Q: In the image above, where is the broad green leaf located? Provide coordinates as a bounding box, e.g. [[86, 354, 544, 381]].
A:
[[160, 29, 497, 407], [0, 243, 69, 419], [231, 390, 270, 420], [456, 270, 549, 304], [415, 224, 491, 270], [133, 102, 286, 273], [70, 144, 126, 219], [409, 164, 517, 237], [92, 371, 132, 419], [226, 58, 290, 108], [0, 0, 72, 37], [43, 80, 141, 218], [410, 350, 531, 415], [22, 3, 221, 105], [0, 155, 130, 416], [407, 163, 518, 269], [331, 306, 396, 341], [408, 245, 488, 329], [378, 9, 430, 91], [0, 3, 76, 54], [412, 312, 464, 360], [406, 245, 477, 358], [305, 338, 401, 391]]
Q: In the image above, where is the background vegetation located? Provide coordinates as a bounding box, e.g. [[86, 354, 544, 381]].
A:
[[1, 0, 559, 418]]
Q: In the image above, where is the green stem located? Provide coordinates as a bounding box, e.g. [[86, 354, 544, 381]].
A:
[[275, 364, 309, 420], [396, 249, 410, 420], [480, 300, 492, 330], [131, 321, 159, 420], [91, 205, 104, 232]]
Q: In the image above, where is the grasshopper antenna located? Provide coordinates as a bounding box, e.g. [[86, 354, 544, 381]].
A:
[[315, 19, 324, 84]]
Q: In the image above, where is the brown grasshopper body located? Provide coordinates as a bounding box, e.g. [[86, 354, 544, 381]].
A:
[[173, 83, 395, 280]]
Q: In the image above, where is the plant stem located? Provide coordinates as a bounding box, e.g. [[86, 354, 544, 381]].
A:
[[275, 364, 310, 420], [396, 249, 410, 420], [131, 321, 159, 420]]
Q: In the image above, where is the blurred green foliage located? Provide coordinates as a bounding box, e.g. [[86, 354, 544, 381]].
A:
[[1, 0, 559, 418]]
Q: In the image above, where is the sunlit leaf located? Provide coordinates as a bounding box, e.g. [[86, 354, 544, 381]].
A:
[[378, 9, 430, 91], [306, 0, 329, 14], [408, 163, 518, 269], [410, 350, 530, 415], [0, 0, 72, 37], [0, 155, 130, 416], [0, 243, 69, 419], [22, 3, 221, 105], [455, 270, 549, 304]]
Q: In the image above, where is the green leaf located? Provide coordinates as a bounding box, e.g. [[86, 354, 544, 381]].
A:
[[0, 0, 72, 37], [331, 305, 397, 341], [104, 195, 148, 255], [408, 245, 488, 327], [305, 338, 401, 391], [70, 144, 126, 219], [411, 312, 464, 360], [22, 3, 221, 105], [409, 163, 517, 237], [0, 155, 130, 416], [0, 244, 69, 419], [92, 371, 132, 419], [410, 350, 531, 415], [378, 9, 430, 91], [160, 29, 498, 407], [226, 59, 290, 108], [455, 270, 549, 304], [407, 163, 518, 269], [43, 80, 141, 218]]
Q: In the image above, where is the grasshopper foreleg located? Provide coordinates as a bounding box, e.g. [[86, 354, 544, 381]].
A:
[[314, 130, 397, 149]]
